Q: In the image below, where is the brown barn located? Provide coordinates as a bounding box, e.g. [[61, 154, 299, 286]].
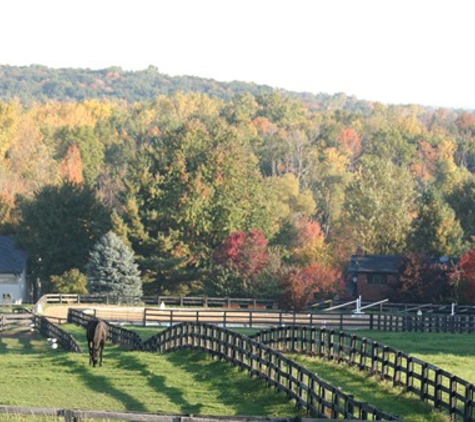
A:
[[348, 254, 403, 301]]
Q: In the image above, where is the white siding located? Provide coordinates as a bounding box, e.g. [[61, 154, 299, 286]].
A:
[[0, 272, 26, 304]]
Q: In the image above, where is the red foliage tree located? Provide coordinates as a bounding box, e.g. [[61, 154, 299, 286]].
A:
[[279, 263, 343, 311], [214, 229, 269, 280], [458, 240, 475, 304], [396, 253, 459, 303]]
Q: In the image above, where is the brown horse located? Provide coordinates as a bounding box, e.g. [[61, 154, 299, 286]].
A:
[[86, 319, 108, 367]]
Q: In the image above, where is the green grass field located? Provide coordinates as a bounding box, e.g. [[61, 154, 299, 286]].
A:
[[0, 325, 300, 418], [2, 323, 473, 422], [355, 329, 475, 384]]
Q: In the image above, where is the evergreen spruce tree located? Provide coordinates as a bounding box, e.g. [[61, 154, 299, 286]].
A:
[[87, 231, 143, 300]]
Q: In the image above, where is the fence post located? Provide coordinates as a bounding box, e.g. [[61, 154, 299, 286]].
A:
[[464, 383, 475, 421]]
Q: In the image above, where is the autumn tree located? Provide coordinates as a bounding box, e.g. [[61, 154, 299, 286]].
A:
[[340, 158, 417, 254], [209, 229, 270, 297], [278, 263, 342, 311], [447, 177, 475, 242], [367, 127, 417, 167], [409, 188, 467, 257], [50, 268, 88, 295], [54, 125, 105, 185], [455, 112, 475, 171], [307, 146, 352, 237], [0, 100, 21, 158], [119, 110, 276, 294], [456, 239, 475, 304], [275, 218, 332, 266], [396, 253, 458, 303], [266, 173, 316, 232], [60, 143, 84, 184], [337, 126, 362, 168]]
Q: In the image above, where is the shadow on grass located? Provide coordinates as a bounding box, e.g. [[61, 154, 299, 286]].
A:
[[115, 352, 203, 415], [0, 336, 9, 353], [164, 349, 298, 416], [292, 354, 448, 422], [0, 328, 47, 354], [53, 351, 149, 412]]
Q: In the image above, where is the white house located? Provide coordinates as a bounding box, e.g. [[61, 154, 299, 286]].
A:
[[0, 236, 28, 304]]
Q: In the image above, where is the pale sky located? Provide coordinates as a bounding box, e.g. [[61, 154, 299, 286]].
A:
[[1, 0, 474, 109]]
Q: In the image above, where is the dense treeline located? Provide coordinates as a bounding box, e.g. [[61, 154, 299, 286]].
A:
[[0, 65, 370, 112], [1, 72, 475, 305]]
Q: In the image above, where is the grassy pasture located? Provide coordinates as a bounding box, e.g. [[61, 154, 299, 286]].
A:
[[288, 329, 475, 422], [355, 330, 475, 384], [0, 325, 300, 418], [2, 323, 473, 422], [119, 325, 473, 421]]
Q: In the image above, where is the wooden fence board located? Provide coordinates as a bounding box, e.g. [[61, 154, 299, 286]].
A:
[[251, 326, 475, 421]]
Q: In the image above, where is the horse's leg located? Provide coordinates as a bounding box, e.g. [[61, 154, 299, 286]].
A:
[[88, 342, 93, 365], [99, 342, 104, 367]]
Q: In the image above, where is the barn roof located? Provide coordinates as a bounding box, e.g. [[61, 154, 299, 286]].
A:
[[348, 254, 403, 274], [0, 236, 28, 273]]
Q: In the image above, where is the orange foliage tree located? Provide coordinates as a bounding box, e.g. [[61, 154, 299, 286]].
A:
[[279, 263, 343, 311], [290, 218, 331, 266], [61, 143, 84, 184]]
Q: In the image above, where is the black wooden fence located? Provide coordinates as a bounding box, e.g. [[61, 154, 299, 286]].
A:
[[251, 326, 475, 422], [34, 315, 82, 353], [142, 322, 402, 421], [68, 308, 143, 350], [143, 308, 475, 333]]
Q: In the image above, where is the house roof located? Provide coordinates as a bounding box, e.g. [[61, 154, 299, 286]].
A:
[[0, 236, 28, 273], [348, 254, 403, 274]]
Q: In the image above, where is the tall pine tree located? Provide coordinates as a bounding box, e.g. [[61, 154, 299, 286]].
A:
[[87, 231, 143, 300]]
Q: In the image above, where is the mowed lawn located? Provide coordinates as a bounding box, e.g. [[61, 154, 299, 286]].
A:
[[0, 325, 300, 417], [290, 329, 475, 422], [2, 323, 474, 422], [356, 329, 475, 384], [116, 325, 475, 422]]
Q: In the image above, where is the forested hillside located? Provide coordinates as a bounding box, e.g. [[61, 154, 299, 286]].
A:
[[0, 65, 370, 112], [2, 65, 475, 306]]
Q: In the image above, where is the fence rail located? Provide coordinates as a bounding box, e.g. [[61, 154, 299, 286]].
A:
[[143, 308, 372, 329], [68, 308, 143, 350], [251, 326, 475, 422], [34, 315, 82, 353], [0, 405, 357, 422], [0, 312, 32, 331], [36, 294, 475, 315], [142, 322, 401, 421], [39, 294, 275, 308]]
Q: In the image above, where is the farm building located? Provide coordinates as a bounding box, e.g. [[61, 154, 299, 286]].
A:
[[0, 236, 29, 304], [348, 254, 403, 301]]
